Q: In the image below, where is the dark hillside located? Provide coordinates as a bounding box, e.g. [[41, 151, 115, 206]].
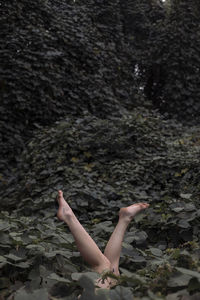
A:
[[1, 108, 200, 299]]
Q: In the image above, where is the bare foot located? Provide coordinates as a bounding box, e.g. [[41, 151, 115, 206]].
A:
[[57, 190, 73, 221], [119, 203, 149, 222]]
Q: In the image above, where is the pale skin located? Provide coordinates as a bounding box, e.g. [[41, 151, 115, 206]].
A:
[[56, 190, 149, 289]]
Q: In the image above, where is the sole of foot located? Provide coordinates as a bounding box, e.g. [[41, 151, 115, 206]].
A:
[[119, 203, 149, 221]]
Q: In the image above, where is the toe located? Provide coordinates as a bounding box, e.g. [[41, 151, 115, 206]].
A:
[[138, 203, 149, 209], [58, 190, 63, 197], [138, 203, 146, 207]]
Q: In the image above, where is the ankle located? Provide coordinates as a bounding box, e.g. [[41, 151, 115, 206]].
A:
[[118, 213, 131, 225], [57, 207, 74, 222], [119, 208, 132, 222]]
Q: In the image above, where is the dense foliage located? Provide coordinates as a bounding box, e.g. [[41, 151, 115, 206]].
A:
[[0, 0, 134, 172], [1, 109, 200, 299], [148, 0, 200, 120], [122, 0, 200, 121], [1, 0, 200, 299], [1, 0, 200, 175]]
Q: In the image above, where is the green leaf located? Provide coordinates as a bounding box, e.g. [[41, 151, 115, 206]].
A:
[[0, 256, 7, 262], [176, 267, 200, 280], [14, 288, 49, 300], [119, 267, 134, 277], [47, 273, 70, 283], [120, 267, 146, 284], [167, 273, 192, 287], [178, 219, 190, 229], [13, 261, 32, 269], [44, 249, 72, 258], [26, 244, 45, 251], [78, 275, 95, 291], [149, 248, 163, 257], [171, 207, 184, 213], [188, 277, 200, 293], [109, 286, 133, 300], [5, 253, 23, 261], [180, 193, 192, 199], [72, 272, 99, 282], [0, 221, 10, 231], [184, 203, 196, 212]]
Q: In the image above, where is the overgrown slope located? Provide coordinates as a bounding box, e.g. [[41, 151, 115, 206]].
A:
[[1, 108, 200, 299]]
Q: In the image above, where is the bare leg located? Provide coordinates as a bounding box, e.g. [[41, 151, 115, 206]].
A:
[[56, 190, 112, 288], [104, 203, 149, 275]]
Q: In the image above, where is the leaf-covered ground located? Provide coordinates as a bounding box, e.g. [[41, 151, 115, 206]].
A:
[[1, 108, 200, 299]]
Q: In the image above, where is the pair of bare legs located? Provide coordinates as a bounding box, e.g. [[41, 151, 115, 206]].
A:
[[56, 190, 149, 289]]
